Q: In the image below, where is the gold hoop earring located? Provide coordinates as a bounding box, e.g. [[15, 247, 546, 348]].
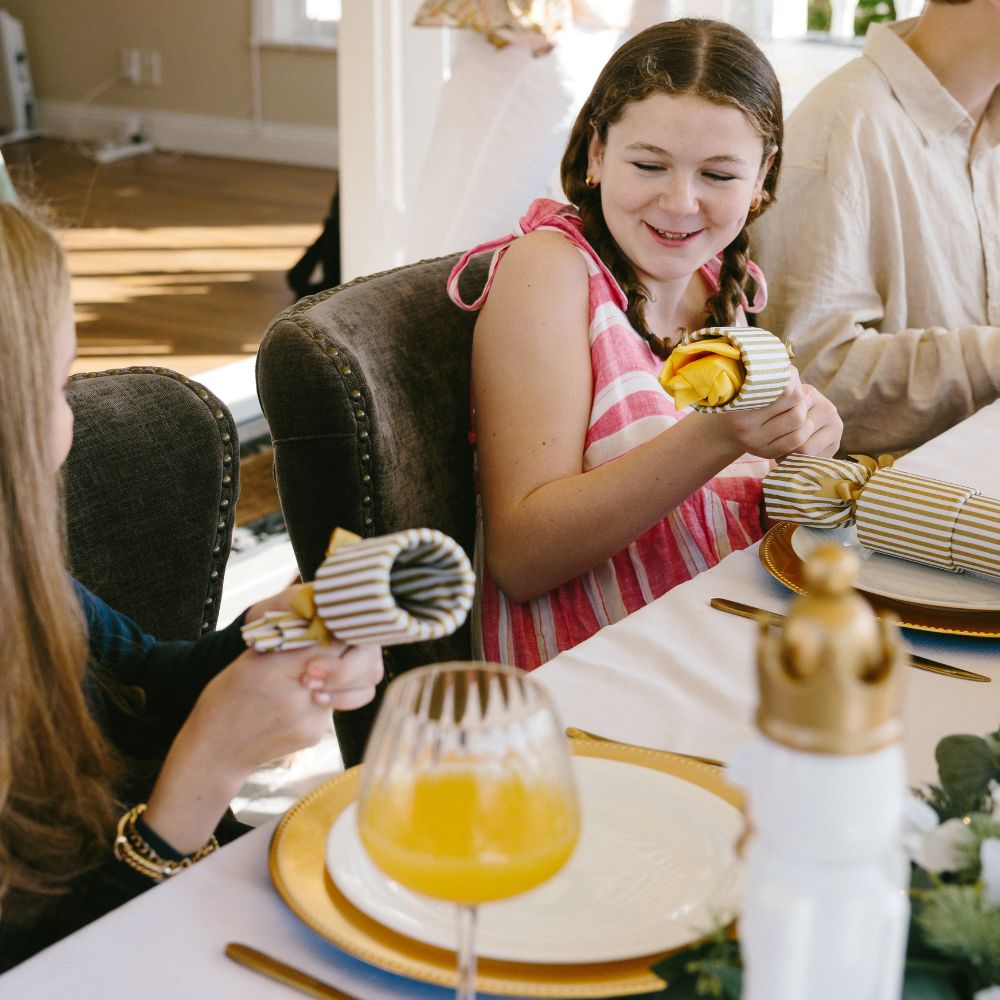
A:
[[585, 175, 598, 190], [749, 195, 762, 213]]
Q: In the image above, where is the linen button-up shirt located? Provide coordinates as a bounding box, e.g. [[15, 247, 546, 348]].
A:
[[753, 19, 1000, 454]]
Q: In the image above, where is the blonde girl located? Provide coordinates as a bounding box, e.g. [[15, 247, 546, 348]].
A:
[[0, 203, 382, 968]]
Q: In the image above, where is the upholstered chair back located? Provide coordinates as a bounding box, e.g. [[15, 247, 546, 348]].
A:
[[256, 253, 488, 765], [65, 368, 240, 641]]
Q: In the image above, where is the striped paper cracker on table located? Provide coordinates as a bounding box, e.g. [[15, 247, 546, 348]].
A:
[[954, 494, 1000, 578], [684, 326, 792, 413], [312, 527, 476, 646], [855, 468, 1000, 580], [763, 454, 870, 528]]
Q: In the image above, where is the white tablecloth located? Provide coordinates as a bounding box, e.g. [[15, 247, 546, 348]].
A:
[[536, 400, 1000, 784], [534, 402, 1000, 782], [4, 403, 999, 999]]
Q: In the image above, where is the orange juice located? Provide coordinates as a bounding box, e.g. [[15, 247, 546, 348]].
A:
[[358, 768, 579, 905]]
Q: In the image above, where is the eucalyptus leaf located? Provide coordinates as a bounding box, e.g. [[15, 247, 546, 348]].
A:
[[936, 735, 997, 814]]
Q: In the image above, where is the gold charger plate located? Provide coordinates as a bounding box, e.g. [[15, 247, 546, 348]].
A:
[[760, 521, 1000, 638], [269, 739, 742, 998]]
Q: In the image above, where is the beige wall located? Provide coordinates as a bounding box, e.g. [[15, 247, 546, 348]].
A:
[[4, 0, 336, 127]]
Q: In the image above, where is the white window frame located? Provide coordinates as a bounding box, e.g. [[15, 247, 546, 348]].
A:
[[254, 0, 341, 50]]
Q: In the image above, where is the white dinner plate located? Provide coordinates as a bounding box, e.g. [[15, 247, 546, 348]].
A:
[[791, 524, 1000, 612], [325, 755, 743, 965]]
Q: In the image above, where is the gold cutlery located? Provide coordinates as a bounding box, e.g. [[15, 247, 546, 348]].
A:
[[566, 725, 725, 767], [225, 942, 358, 1000], [710, 597, 991, 683]]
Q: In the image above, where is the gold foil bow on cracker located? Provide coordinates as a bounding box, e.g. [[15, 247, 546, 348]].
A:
[[658, 326, 793, 413], [764, 454, 1000, 580], [763, 453, 893, 528], [241, 527, 476, 651]]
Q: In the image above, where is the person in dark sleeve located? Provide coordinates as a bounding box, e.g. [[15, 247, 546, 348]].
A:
[[0, 203, 384, 972]]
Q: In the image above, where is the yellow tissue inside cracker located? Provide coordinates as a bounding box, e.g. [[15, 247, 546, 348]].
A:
[[658, 339, 746, 410], [326, 526, 362, 555], [289, 527, 365, 644]]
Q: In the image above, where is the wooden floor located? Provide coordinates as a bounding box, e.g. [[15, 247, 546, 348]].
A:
[[2, 139, 337, 377]]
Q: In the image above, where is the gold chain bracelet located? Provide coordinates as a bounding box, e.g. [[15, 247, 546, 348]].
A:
[[113, 803, 219, 882]]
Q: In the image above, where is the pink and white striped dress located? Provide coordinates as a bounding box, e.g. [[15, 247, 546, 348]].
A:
[[449, 199, 771, 671]]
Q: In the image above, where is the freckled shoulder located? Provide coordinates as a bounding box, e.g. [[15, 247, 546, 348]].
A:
[[489, 229, 591, 296], [475, 227, 593, 358]]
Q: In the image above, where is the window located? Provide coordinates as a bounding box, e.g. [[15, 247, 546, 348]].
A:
[[807, 0, 896, 39], [255, 0, 341, 49]]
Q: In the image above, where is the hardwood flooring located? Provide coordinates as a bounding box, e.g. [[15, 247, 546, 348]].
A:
[[2, 138, 337, 377]]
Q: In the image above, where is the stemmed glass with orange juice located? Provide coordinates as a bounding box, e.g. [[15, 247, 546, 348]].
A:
[[357, 662, 580, 1000]]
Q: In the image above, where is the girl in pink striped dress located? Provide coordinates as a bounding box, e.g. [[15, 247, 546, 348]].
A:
[[449, 19, 843, 671]]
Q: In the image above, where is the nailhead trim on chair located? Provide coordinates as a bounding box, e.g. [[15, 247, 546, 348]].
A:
[[270, 255, 474, 685], [70, 366, 239, 633], [277, 254, 468, 545]]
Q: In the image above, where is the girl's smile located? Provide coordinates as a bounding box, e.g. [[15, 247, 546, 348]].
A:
[[644, 223, 704, 246]]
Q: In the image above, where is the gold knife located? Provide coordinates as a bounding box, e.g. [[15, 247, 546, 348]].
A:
[[710, 597, 991, 683], [566, 725, 725, 767], [225, 942, 358, 1000]]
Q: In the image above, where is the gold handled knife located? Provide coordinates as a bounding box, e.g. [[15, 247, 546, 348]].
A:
[[710, 597, 991, 683], [225, 943, 358, 1000], [566, 726, 725, 767]]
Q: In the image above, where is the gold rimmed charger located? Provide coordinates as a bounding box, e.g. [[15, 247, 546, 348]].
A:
[[269, 739, 742, 998], [760, 521, 1000, 638]]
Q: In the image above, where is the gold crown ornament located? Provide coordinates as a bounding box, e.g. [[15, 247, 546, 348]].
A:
[[755, 544, 904, 755]]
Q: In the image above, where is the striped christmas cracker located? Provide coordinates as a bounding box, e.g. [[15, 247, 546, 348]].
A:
[[683, 326, 792, 413], [952, 494, 1000, 578], [763, 454, 871, 528], [312, 527, 476, 645], [856, 468, 1000, 579]]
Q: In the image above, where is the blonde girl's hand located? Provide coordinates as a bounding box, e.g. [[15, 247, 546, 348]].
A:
[[298, 642, 384, 711], [182, 644, 381, 773], [144, 643, 383, 854], [219, 643, 383, 758]]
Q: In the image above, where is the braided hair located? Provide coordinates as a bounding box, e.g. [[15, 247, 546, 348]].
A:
[[561, 19, 782, 359]]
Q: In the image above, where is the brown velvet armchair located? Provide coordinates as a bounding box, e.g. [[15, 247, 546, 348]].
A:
[[256, 253, 488, 766]]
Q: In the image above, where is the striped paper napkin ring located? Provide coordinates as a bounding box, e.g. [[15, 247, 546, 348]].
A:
[[312, 527, 476, 646], [681, 326, 792, 413]]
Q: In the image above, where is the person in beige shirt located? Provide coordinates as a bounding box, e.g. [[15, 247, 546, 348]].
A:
[[753, 1, 1000, 454]]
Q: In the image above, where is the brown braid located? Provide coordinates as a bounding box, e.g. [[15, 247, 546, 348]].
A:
[[575, 194, 673, 359], [559, 19, 782, 360], [705, 224, 751, 327]]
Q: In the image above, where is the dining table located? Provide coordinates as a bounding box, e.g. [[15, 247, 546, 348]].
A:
[[3, 401, 998, 1000]]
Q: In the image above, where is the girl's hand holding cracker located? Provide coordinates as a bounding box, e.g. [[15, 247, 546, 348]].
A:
[[717, 369, 841, 460], [144, 642, 383, 855], [298, 643, 383, 711]]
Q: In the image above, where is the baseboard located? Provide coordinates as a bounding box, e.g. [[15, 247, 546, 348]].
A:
[[39, 100, 338, 169]]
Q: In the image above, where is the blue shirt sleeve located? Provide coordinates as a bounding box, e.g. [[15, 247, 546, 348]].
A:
[[73, 579, 249, 753]]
